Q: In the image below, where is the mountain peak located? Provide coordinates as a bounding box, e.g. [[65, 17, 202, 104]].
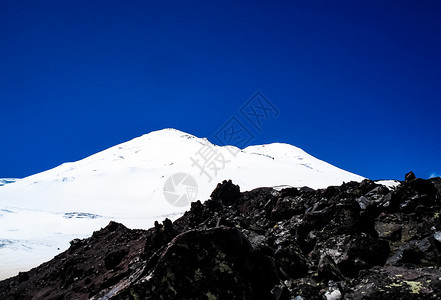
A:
[[145, 128, 196, 138], [0, 128, 365, 280]]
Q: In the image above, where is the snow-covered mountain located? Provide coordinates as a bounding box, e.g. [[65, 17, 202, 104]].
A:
[[0, 128, 364, 279]]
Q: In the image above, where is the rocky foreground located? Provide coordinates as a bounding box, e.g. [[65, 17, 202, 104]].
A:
[[2, 172, 441, 299]]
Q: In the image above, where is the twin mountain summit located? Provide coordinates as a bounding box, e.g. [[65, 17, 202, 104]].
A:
[[2, 129, 439, 299]]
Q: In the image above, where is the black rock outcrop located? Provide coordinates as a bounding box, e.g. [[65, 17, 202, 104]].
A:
[[1, 174, 441, 299]]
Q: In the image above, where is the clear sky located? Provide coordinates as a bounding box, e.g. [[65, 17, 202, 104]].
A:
[[1, 0, 440, 180]]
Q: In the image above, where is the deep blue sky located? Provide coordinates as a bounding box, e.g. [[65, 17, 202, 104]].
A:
[[1, 0, 440, 180]]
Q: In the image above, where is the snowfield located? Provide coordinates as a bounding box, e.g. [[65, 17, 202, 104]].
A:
[[0, 179, 17, 186], [0, 128, 365, 279]]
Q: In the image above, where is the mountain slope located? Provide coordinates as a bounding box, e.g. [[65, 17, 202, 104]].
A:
[[0, 128, 364, 279], [0, 179, 17, 186], [2, 175, 440, 299]]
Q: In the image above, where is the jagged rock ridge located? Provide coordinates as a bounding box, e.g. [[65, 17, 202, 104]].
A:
[[1, 172, 441, 299]]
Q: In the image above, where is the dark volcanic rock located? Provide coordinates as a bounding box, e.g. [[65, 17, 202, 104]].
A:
[[406, 171, 417, 182], [0, 222, 148, 300], [210, 179, 241, 206], [347, 266, 441, 299], [113, 227, 279, 300], [2, 173, 441, 299]]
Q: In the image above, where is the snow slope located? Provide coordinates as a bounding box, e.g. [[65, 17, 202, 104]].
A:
[[0, 128, 364, 279], [0, 179, 17, 186], [374, 180, 401, 190]]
